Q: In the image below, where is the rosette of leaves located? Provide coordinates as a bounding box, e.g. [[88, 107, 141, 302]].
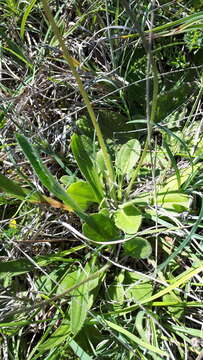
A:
[[0, 133, 192, 261]]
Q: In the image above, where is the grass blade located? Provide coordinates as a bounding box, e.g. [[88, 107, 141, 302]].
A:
[[20, 0, 37, 39], [105, 320, 167, 356], [158, 197, 203, 271]]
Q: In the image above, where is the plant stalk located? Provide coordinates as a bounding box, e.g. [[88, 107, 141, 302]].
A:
[[42, 0, 116, 201], [124, 1, 159, 197]]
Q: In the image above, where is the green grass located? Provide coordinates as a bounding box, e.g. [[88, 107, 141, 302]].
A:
[[0, 0, 203, 359]]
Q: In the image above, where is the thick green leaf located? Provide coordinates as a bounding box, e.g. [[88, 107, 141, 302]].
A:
[[123, 237, 152, 259], [70, 272, 89, 336], [156, 192, 190, 212], [83, 213, 119, 243], [115, 139, 141, 176], [66, 181, 98, 210], [114, 204, 142, 234], [123, 191, 190, 213], [163, 293, 183, 319], [0, 173, 64, 208], [60, 175, 80, 187], [107, 271, 125, 307], [0, 247, 84, 280], [160, 165, 198, 192], [71, 134, 104, 203], [96, 149, 106, 174], [16, 134, 89, 222], [0, 173, 34, 200], [38, 319, 71, 351], [76, 111, 135, 141], [69, 259, 103, 335], [125, 272, 153, 302]]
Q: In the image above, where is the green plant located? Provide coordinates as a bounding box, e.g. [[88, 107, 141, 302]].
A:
[[0, 0, 199, 285], [1, 1, 203, 359]]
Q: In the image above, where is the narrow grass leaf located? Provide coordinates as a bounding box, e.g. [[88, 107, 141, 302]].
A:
[[0, 173, 71, 210], [68, 338, 93, 360], [107, 262, 203, 316], [156, 123, 192, 163], [3, 46, 33, 69], [20, 0, 37, 39], [163, 140, 181, 188], [105, 320, 167, 356], [168, 325, 203, 338], [158, 198, 203, 270]]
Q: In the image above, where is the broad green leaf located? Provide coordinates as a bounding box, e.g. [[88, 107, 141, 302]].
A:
[[71, 134, 104, 203], [0, 173, 31, 199], [66, 181, 98, 210], [76, 112, 135, 141], [114, 204, 142, 234], [38, 319, 71, 351], [83, 213, 119, 243], [160, 165, 199, 192], [108, 269, 152, 307], [158, 200, 203, 271], [156, 82, 193, 124], [70, 272, 89, 336], [115, 139, 141, 176], [0, 173, 72, 210], [163, 293, 183, 319], [0, 247, 84, 280], [125, 271, 153, 302], [70, 259, 103, 335], [36, 268, 63, 294], [60, 175, 80, 187], [156, 192, 190, 212], [16, 134, 90, 222], [123, 237, 152, 259], [96, 149, 106, 174], [125, 191, 190, 213], [125, 192, 150, 208], [55, 270, 78, 295], [107, 271, 125, 307]]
